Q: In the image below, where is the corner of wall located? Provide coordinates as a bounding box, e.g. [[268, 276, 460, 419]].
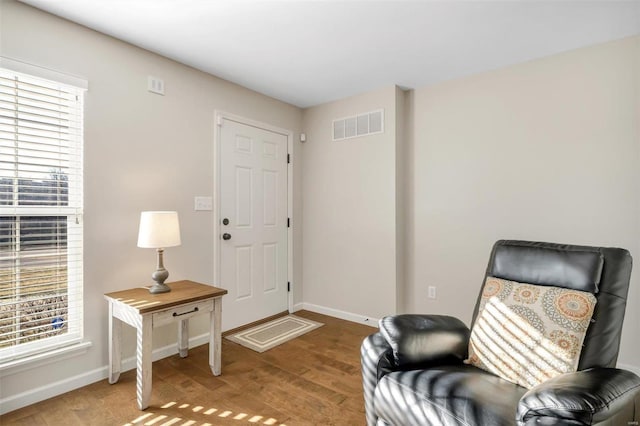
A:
[[395, 87, 406, 313], [300, 86, 399, 320]]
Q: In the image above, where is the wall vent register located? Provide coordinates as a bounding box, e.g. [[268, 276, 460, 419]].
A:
[[332, 109, 384, 141]]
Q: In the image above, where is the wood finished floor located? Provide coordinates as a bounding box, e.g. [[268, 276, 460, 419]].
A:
[[1, 311, 376, 426]]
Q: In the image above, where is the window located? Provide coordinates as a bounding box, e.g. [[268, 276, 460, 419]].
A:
[[0, 66, 84, 363]]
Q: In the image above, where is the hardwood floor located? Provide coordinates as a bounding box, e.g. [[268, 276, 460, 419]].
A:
[[1, 311, 377, 426]]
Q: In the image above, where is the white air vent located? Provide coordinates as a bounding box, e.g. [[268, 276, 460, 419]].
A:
[[332, 109, 384, 141]]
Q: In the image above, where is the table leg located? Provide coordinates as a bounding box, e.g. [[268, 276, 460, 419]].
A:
[[108, 302, 121, 384], [178, 319, 189, 358], [209, 297, 222, 376], [137, 315, 152, 410]]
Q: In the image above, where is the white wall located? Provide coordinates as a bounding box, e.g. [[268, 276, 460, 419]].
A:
[[300, 87, 398, 322], [0, 0, 303, 410], [407, 35, 640, 368]]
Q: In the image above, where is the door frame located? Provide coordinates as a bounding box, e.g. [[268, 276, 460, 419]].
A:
[[213, 111, 294, 320]]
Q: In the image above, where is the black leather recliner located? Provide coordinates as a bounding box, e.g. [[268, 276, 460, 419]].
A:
[[361, 240, 640, 425]]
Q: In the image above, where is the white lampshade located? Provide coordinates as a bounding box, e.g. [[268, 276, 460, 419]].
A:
[[137, 211, 181, 248]]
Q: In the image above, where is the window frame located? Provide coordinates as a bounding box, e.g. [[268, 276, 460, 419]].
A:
[[0, 60, 86, 365]]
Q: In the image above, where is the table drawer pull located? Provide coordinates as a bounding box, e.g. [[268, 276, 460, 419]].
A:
[[151, 300, 213, 327], [173, 307, 199, 317]]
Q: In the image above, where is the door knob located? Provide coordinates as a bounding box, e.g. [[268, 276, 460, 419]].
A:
[[222, 233, 231, 240]]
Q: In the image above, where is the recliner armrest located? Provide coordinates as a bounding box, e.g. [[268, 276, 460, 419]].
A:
[[379, 314, 470, 366], [517, 368, 640, 425], [361, 333, 396, 426]]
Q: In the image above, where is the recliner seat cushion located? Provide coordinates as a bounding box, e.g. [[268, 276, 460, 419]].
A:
[[374, 365, 527, 426], [467, 277, 597, 388]]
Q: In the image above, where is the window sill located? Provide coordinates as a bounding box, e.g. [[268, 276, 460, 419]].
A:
[[0, 341, 92, 377]]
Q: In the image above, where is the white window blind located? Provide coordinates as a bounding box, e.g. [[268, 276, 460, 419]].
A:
[[0, 67, 84, 363]]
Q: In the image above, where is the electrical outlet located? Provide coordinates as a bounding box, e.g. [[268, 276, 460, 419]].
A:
[[428, 286, 437, 299]]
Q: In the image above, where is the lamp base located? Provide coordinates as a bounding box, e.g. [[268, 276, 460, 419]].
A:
[[149, 282, 171, 294], [147, 249, 171, 294]]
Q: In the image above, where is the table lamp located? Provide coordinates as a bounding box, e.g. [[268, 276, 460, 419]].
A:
[[137, 211, 181, 294]]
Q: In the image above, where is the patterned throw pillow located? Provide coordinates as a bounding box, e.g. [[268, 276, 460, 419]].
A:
[[466, 276, 597, 389]]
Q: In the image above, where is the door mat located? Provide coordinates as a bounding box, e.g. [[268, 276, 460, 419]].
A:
[[225, 315, 323, 353]]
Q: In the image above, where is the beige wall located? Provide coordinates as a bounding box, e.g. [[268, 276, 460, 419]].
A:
[[299, 35, 639, 370], [301, 87, 398, 321], [0, 0, 302, 405], [395, 87, 407, 312], [407, 36, 640, 368]]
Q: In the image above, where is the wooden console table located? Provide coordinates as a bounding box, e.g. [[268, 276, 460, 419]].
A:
[[104, 280, 227, 410]]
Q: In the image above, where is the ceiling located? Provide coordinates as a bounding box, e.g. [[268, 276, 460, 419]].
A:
[[19, 0, 640, 108]]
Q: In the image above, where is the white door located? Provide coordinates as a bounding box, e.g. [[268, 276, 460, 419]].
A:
[[219, 118, 288, 330]]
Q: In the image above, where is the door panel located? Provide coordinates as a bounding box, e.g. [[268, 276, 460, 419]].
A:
[[220, 119, 288, 330]]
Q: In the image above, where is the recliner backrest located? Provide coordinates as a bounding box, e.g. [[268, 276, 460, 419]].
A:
[[471, 240, 633, 370]]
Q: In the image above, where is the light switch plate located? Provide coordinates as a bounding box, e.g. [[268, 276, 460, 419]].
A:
[[194, 196, 213, 211]]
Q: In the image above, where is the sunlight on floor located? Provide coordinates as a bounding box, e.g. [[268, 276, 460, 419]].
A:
[[122, 401, 286, 426]]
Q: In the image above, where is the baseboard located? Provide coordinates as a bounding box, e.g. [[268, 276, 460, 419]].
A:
[[0, 332, 210, 415], [0, 363, 107, 416], [295, 302, 379, 329]]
